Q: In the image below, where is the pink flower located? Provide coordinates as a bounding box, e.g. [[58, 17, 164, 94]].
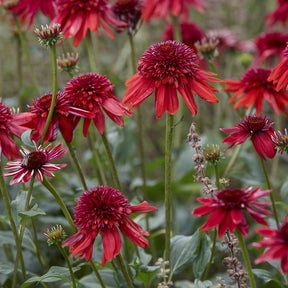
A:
[[3, 142, 67, 185], [62, 186, 157, 266], [192, 186, 272, 237], [265, 0, 288, 28]]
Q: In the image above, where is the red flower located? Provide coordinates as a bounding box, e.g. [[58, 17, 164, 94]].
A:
[[0, 102, 35, 160], [253, 32, 288, 67], [123, 40, 220, 119], [192, 186, 272, 237], [220, 114, 276, 160], [8, 0, 55, 28], [265, 0, 288, 28], [142, 0, 208, 22], [3, 142, 67, 185], [268, 45, 288, 91], [63, 73, 133, 135], [62, 186, 157, 266], [52, 0, 126, 47], [253, 216, 288, 273], [223, 68, 288, 115], [163, 22, 205, 52], [24, 91, 94, 143]]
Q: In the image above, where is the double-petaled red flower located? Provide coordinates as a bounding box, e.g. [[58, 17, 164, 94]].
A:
[[142, 0, 208, 22], [253, 216, 288, 273], [192, 186, 272, 237], [24, 91, 94, 143], [8, 0, 55, 28], [3, 142, 67, 185], [123, 40, 220, 119], [52, 0, 127, 47], [62, 186, 157, 266], [63, 73, 133, 135], [223, 68, 288, 115], [0, 102, 35, 160], [268, 45, 288, 91], [220, 114, 276, 160], [265, 0, 288, 28], [253, 32, 288, 67]]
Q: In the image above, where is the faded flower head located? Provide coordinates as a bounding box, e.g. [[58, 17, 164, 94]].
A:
[[62, 186, 157, 266], [52, 0, 127, 47], [44, 225, 66, 246], [123, 40, 220, 119], [253, 216, 288, 273], [64, 73, 133, 135], [57, 53, 79, 74], [192, 186, 272, 237], [34, 24, 63, 48], [272, 129, 288, 154], [3, 142, 68, 185], [220, 114, 276, 160], [223, 67, 288, 115]]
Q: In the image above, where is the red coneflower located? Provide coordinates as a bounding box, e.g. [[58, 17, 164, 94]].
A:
[[0, 102, 35, 160], [25, 91, 94, 143], [265, 0, 288, 28], [63, 73, 133, 136], [3, 142, 67, 185], [253, 32, 288, 67], [223, 68, 288, 115], [123, 40, 220, 119], [192, 186, 272, 237], [62, 186, 157, 266], [253, 216, 288, 273], [142, 0, 208, 22], [8, 0, 55, 28], [220, 114, 276, 160], [268, 45, 288, 91], [52, 0, 127, 47]]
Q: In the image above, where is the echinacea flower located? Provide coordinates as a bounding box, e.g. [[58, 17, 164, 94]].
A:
[[268, 45, 288, 91], [3, 142, 67, 185], [220, 114, 276, 160], [52, 0, 127, 47], [142, 0, 208, 22], [123, 40, 220, 119], [8, 0, 55, 28], [192, 186, 272, 237], [253, 216, 288, 273], [62, 186, 157, 266], [223, 68, 288, 115], [265, 0, 288, 28], [24, 91, 94, 143], [0, 102, 35, 160], [63, 73, 133, 135], [253, 32, 288, 67]]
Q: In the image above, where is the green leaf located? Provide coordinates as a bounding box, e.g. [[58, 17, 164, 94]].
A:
[[253, 269, 274, 283], [20, 266, 80, 287], [0, 262, 14, 275], [194, 279, 213, 288], [80, 270, 119, 288], [21, 130, 34, 148], [11, 191, 28, 227], [175, 280, 195, 288], [19, 203, 46, 218], [261, 280, 285, 288]]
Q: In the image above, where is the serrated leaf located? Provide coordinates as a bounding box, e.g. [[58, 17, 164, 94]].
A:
[[19, 204, 46, 218], [20, 266, 80, 287]]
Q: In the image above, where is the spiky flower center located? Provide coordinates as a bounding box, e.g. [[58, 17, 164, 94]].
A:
[[241, 115, 273, 134], [216, 188, 246, 209], [0, 103, 12, 129], [241, 68, 274, 91], [22, 151, 48, 170], [138, 40, 199, 86], [56, 0, 108, 14], [279, 223, 288, 244], [74, 186, 131, 232]]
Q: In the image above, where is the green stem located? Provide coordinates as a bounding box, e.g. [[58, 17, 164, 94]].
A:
[[235, 229, 256, 288], [41, 177, 77, 233], [65, 140, 88, 191], [13, 176, 35, 287], [116, 254, 134, 288], [101, 130, 121, 191], [214, 164, 220, 190], [14, 18, 40, 94], [0, 162, 26, 285], [223, 144, 242, 178], [85, 31, 97, 73], [259, 156, 280, 228], [40, 44, 58, 144], [165, 113, 174, 262], [90, 260, 107, 288], [88, 129, 108, 186], [57, 244, 77, 288]]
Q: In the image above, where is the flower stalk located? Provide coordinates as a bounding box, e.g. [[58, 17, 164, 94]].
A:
[[116, 254, 134, 288]]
